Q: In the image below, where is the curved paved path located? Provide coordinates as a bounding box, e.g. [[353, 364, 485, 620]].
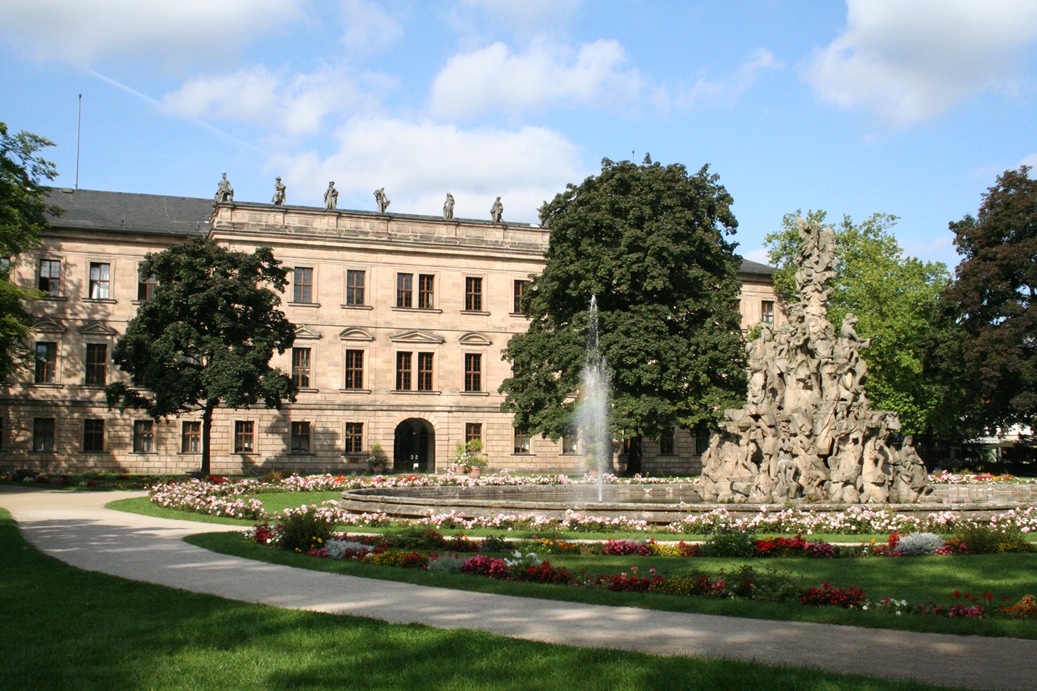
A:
[[2, 485, 1034, 690]]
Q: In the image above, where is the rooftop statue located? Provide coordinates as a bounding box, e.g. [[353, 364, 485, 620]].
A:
[[693, 217, 932, 505], [214, 173, 233, 204], [272, 177, 286, 206], [490, 196, 503, 223], [374, 187, 390, 214], [443, 193, 455, 220], [324, 181, 338, 211]]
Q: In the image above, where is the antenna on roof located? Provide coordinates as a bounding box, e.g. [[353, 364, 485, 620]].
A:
[[75, 94, 82, 191]]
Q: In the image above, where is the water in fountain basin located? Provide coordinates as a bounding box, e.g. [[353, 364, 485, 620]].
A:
[[576, 296, 611, 502]]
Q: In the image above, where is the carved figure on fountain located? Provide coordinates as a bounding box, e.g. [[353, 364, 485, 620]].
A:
[[693, 217, 931, 504]]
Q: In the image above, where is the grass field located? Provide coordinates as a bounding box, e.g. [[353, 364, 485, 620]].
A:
[[0, 507, 939, 691]]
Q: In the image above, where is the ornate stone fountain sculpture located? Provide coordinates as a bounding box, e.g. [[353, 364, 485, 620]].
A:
[[694, 218, 932, 504]]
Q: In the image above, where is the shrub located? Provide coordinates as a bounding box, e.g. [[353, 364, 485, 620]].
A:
[[701, 530, 757, 558], [955, 524, 1033, 554], [603, 539, 653, 556], [894, 532, 946, 556], [479, 535, 510, 553], [460, 555, 511, 579], [428, 554, 470, 574], [725, 565, 802, 603], [383, 527, 448, 551], [365, 549, 421, 568], [650, 541, 700, 557], [279, 506, 335, 552], [649, 572, 724, 597], [517, 561, 578, 585], [325, 539, 371, 560], [1002, 594, 1037, 619], [801, 582, 867, 609]]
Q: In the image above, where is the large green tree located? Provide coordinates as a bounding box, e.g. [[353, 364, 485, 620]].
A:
[[938, 166, 1037, 436], [106, 238, 297, 475], [764, 211, 950, 434], [0, 122, 59, 379], [501, 158, 747, 455]]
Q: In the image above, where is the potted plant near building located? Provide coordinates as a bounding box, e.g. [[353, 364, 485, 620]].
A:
[[367, 443, 387, 474], [453, 439, 488, 478]]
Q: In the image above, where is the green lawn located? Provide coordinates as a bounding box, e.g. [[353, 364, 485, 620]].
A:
[[0, 507, 936, 691]]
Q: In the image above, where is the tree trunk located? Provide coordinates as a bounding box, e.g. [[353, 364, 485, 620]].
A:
[[200, 401, 216, 476]]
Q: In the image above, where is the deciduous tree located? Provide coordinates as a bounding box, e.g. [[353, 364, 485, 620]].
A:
[[940, 166, 1036, 436], [0, 122, 58, 379], [501, 158, 747, 459], [106, 238, 297, 475]]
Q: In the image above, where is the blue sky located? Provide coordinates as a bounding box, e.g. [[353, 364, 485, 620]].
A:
[[2, 0, 1036, 269]]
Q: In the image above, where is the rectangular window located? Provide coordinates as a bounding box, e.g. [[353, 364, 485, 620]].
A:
[[290, 421, 311, 454], [659, 428, 675, 455], [293, 267, 313, 303], [138, 269, 158, 301], [133, 420, 154, 453], [344, 422, 363, 454], [396, 273, 413, 307], [695, 429, 711, 456], [89, 262, 110, 299], [418, 274, 434, 309], [39, 259, 61, 296], [514, 428, 530, 454], [346, 269, 366, 305], [35, 342, 57, 383], [396, 351, 412, 390], [513, 279, 529, 314], [85, 344, 107, 386], [465, 277, 483, 311], [761, 300, 775, 324], [465, 423, 482, 444], [234, 421, 254, 453], [83, 419, 105, 452], [344, 350, 364, 389], [292, 347, 311, 388], [417, 352, 434, 391], [464, 353, 482, 392], [562, 429, 578, 455], [182, 421, 201, 453], [33, 418, 55, 452]]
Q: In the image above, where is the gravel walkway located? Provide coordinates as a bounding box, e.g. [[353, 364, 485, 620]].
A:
[[2, 485, 1034, 690]]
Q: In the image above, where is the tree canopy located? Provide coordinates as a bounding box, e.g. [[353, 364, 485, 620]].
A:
[[764, 211, 950, 435], [500, 158, 747, 445], [0, 122, 58, 380], [106, 238, 297, 474], [938, 166, 1037, 436]]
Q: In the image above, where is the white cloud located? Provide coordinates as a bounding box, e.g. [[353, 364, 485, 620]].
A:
[[162, 67, 386, 136], [678, 49, 781, 105], [1021, 154, 1037, 168], [805, 0, 1037, 126], [266, 117, 591, 221], [340, 0, 404, 54], [429, 39, 662, 119], [0, 0, 306, 68], [450, 0, 582, 40]]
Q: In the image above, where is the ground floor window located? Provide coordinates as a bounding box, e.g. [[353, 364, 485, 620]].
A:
[[182, 421, 201, 453], [513, 428, 530, 454], [465, 422, 482, 444], [33, 418, 55, 452], [344, 422, 363, 454], [659, 428, 675, 455], [133, 420, 154, 453], [562, 428, 578, 455], [290, 421, 311, 454], [83, 419, 105, 452], [234, 421, 255, 453]]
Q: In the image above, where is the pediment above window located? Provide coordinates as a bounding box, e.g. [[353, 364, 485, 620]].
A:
[[389, 329, 445, 345], [35, 317, 67, 334], [458, 332, 493, 346], [78, 320, 117, 336], [295, 325, 322, 340], [339, 327, 374, 342]]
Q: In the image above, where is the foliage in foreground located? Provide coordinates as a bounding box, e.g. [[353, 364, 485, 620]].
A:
[[0, 508, 930, 691]]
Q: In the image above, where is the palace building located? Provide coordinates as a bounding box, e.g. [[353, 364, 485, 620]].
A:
[[1, 188, 780, 477]]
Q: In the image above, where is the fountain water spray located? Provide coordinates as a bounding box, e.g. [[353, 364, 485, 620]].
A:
[[576, 295, 611, 502]]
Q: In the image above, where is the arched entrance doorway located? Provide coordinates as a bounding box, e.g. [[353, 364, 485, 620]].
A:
[[393, 418, 435, 472]]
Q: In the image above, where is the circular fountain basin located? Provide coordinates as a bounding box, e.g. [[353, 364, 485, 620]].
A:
[[339, 482, 1037, 525]]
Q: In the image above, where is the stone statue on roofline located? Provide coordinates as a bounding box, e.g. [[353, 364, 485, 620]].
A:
[[374, 187, 390, 213], [272, 177, 286, 206], [693, 217, 932, 505], [443, 193, 455, 220], [490, 196, 504, 223], [214, 173, 234, 204], [324, 181, 338, 211]]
